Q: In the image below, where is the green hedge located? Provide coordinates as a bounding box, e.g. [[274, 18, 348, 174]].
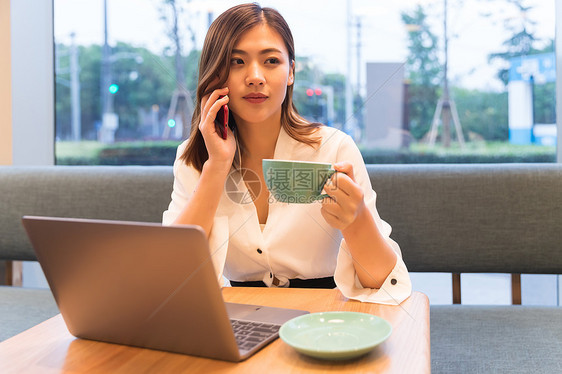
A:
[[56, 142, 556, 165], [57, 142, 181, 166], [360, 149, 556, 164], [97, 143, 180, 165]]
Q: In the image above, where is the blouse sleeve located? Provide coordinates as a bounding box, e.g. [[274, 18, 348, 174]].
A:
[[162, 142, 230, 285], [332, 135, 412, 304]]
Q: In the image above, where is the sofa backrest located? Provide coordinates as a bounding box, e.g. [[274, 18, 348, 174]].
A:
[[3, 164, 562, 274], [368, 163, 562, 274], [0, 166, 174, 261]]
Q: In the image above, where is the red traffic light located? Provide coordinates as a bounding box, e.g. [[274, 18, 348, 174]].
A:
[[306, 88, 323, 96]]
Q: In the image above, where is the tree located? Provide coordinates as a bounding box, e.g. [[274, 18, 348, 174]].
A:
[[110, 42, 176, 137], [529, 39, 555, 125], [402, 5, 442, 87], [322, 73, 347, 126], [484, 0, 555, 125], [453, 87, 508, 140], [55, 44, 103, 140], [158, 0, 196, 138], [293, 57, 349, 128], [293, 57, 328, 123], [485, 0, 541, 85], [55, 42, 186, 140], [401, 5, 442, 140]]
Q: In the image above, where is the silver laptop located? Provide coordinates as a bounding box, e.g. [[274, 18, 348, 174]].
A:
[[22, 216, 308, 362]]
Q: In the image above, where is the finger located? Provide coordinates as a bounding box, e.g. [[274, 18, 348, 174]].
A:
[[325, 172, 354, 197], [323, 190, 356, 221], [333, 162, 355, 182], [321, 194, 340, 212], [200, 95, 230, 133], [320, 205, 340, 226], [202, 89, 228, 118], [202, 87, 229, 118], [323, 184, 362, 217], [209, 95, 229, 120]]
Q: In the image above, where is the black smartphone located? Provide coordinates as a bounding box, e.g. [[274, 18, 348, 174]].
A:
[[215, 96, 229, 140]]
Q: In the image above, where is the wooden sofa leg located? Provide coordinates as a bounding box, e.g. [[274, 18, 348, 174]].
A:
[[511, 273, 521, 305], [452, 273, 461, 304], [6, 261, 23, 286]]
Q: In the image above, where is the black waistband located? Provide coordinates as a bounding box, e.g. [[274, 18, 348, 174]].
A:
[[229, 276, 336, 289]]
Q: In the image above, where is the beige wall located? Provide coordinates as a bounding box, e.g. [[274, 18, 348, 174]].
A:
[[0, 0, 12, 165]]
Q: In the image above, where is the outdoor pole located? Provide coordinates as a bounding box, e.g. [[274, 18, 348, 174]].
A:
[[70, 33, 81, 141], [345, 0, 355, 136], [428, 0, 464, 148], [356, 16, 363, 136], [101, 0, 112, 115], [442, 0, 451, 147]]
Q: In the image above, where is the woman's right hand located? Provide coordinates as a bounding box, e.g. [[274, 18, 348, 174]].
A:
[[199, 87, 236, 171]]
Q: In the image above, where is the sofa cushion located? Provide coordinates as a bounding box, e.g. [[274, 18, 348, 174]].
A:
[[0, 286, 59, 341], [431, 305, 562, 373]]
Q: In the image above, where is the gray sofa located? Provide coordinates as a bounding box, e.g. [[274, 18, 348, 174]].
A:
[[0, 166, 174, 341], [368, 164, 562, 373], [2, 164, 562, 373]]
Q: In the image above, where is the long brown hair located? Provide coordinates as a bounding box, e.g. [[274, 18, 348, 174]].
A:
[[180, 3, 322, 172]]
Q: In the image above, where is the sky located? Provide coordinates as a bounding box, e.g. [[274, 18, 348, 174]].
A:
[[54, 0, 556, 92]]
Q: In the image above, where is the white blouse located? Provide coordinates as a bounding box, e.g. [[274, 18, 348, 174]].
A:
[[163, 125, 412, 304]]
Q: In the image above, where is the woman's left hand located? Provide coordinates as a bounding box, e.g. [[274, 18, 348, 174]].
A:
[[320, 162, 366, 231]]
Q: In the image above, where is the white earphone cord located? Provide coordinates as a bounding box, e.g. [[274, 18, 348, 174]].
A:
[[235, 130, 242, 171]]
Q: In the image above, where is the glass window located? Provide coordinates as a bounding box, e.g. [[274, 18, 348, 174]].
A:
[[46, 0, 562, 305], [54, 0, 556, 165]]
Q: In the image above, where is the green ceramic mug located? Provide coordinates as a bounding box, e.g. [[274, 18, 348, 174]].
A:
[[262, 159, 336, 204]]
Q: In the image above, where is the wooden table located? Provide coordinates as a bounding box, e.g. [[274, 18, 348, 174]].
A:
[[0, 288, 430, 373]]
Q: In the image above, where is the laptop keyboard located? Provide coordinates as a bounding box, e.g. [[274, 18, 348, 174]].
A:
[[230, 319, 281, 352]]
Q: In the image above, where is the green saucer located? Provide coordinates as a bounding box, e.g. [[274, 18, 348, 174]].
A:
[[279, 311, 392, 360]]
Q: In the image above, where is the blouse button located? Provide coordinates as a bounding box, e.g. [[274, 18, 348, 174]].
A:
[[257, 248, 262, 254], [391, 278, 397, 285]]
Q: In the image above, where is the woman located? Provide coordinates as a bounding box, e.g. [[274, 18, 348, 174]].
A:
[[163, 3, 411, 304]]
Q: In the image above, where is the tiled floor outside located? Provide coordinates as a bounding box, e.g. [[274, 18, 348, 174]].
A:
[[411, 272, 560, 305], [23, 262, 561, 306]]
